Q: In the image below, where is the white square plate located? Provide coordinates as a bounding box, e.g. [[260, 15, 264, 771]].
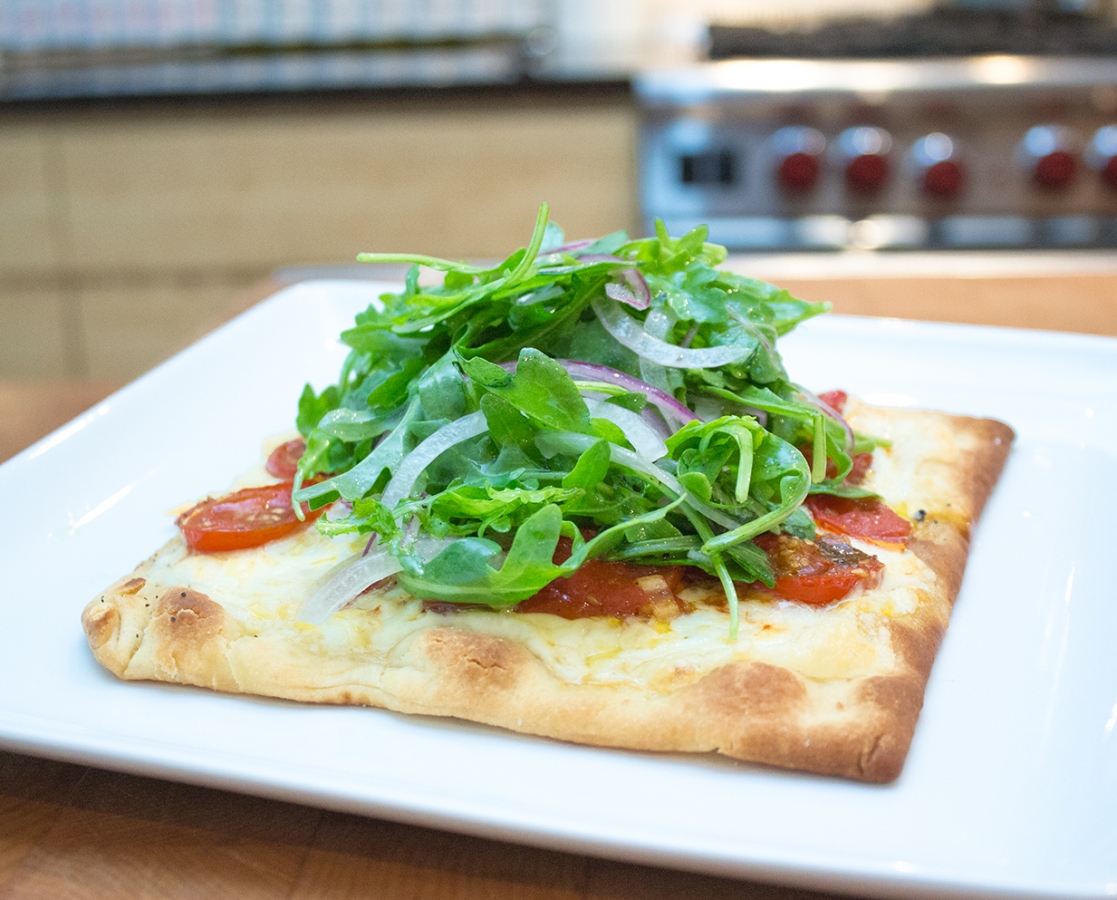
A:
[[1, 280, 1114, 900]]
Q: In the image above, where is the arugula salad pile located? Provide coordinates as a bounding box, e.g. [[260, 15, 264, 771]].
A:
[[293, 204, 875, 635]]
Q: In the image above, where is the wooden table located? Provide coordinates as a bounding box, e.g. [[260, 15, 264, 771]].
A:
[[2, 258, 1115, 900]]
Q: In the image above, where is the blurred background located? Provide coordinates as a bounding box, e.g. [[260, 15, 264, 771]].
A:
[[3, 0, 1117, 386]]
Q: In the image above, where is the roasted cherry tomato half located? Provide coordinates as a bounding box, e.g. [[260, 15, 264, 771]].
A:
[[749, 532, 884, 606], [800, 446, 874, 485], [518, 558, 686, 619], [177, 481, 324, 552], [817, 390, 848, 413], [805, 493, 912, 545], [517, 536, 686, 620], [265, 438, 307, 479]]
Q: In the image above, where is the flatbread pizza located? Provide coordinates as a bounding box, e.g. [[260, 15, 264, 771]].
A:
[[82, 207, 1012, 782]]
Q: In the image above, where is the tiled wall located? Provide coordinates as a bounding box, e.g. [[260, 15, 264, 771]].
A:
[[0, 93, 638, 382]]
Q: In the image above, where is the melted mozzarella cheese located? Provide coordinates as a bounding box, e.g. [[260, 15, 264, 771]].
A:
[[145, 521, 937, 693], [144, 422, 943, 692]]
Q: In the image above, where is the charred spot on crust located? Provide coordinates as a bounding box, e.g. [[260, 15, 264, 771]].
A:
[[155, 587, 225, 642], [691, 661, 807, 719], [422, 629, 522, 692], [81, 600, 120, 649]]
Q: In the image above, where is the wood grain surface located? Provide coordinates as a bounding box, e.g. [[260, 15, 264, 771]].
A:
[[2, 265, 1115, 900]]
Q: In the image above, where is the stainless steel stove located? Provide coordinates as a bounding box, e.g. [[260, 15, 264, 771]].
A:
[[636, 53, 1117, 250]]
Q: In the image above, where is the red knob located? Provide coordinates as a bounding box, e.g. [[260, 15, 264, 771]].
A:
[[778, 152, 821, 191], [924, 160, 964, 196], [910, 133, 965, 198], [846, 153, 889, 192], [770, 127, 825, 192], [1103, 157, 1117, 189], [1087, 126, 1117, 190], [1019, 126, 1079, 190], [1034, 150, 1077, 188], [837, 127, 891, 194]]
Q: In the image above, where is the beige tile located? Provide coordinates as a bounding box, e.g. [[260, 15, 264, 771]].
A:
[[77, 276, 256, 382], [0, 124, 61, 276], [59, 100, 638, 275], [0, 284, 74, 379]]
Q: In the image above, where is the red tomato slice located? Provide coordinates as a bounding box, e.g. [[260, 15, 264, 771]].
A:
[[846, 451, 873, 485], [817, 390, 848, 413], [266, 439, 307, 479], [748, 532, 884, 606], [801, 446, 873, 484], [516, 536, 685, 619], [177, 481, 324, 553], [805, 493, 912, 545], [771, 571, 871, 606], [518, 559, 686, 619]]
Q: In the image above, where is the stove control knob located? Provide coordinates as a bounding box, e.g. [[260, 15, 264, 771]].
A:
[[1018, 125, 1079, 189], [770, 126, 826, 192], [910, 133, 965, 198], [1086, 125, 1117, 189], [837, 127, 892, 194]]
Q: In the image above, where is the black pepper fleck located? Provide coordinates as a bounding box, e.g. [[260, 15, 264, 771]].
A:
[[914, 509, 926, 522], [170, 616, 176, 622]]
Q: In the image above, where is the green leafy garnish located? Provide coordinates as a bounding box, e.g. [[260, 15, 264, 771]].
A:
[[294, 203, 872, 637]]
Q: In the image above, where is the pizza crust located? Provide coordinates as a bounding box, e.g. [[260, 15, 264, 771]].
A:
[[82, 402, 1013, 783]]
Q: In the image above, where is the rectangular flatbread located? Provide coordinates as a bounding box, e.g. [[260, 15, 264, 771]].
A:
[[82, 397, 1012, 783]]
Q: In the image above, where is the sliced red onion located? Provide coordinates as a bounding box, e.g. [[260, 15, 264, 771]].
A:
[[556, 360, 697, 428], [578, 253, 626, 264], [604, 268, 650, 310], [796, 384, 855, 453], [637, 357, 670, 399], [644, 306, 675, 339], [621, 267, 651, 307], [299, 536, 453, 624], [592, 296, 754, 370], [543, 239, 595, 255], [638, 406, 674, 439], [380, 410, 489, 512], [298, 549, 403, 624], [496, 358, 696, 430], [639, 308, 675, 398], [605, 281, 641, 308], [585, 397, 667, 461]]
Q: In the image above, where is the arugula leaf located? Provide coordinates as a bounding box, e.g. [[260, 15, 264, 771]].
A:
[[562, 439, 611, 490], [461, 349, 592, 435], [398, 504, 578, 607]]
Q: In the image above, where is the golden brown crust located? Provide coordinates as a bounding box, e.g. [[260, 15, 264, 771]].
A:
[[81, 403, 1013, 783]]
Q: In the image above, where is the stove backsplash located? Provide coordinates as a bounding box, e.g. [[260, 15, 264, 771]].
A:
[[636, 56, 1117, 252]]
